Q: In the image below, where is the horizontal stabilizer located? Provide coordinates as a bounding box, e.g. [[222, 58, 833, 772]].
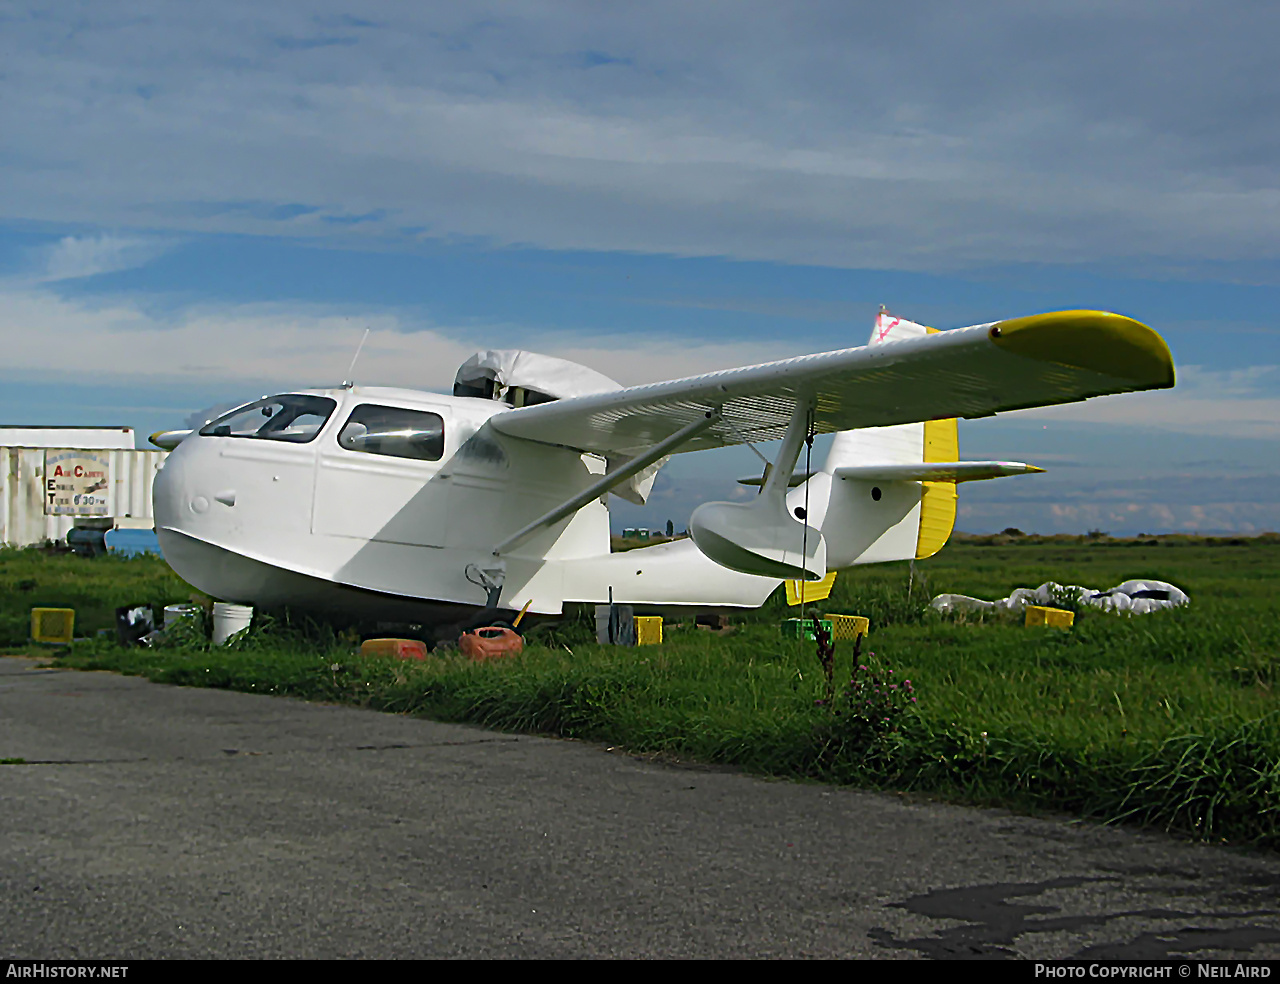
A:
[[833, 461, 1044, 484]]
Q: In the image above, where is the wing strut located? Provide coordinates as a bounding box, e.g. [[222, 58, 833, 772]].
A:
[[492, 410, 722, 557], [689, 397, 828, 580]]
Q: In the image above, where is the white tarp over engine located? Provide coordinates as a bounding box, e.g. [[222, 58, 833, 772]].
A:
[[454, 350, 623, 404], [453, 350, 664, 505], [931, 579, 1190, 616]]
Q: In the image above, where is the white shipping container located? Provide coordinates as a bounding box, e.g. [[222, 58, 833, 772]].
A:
[[0, 446, 169, 548], [0, 426, 135, 450]]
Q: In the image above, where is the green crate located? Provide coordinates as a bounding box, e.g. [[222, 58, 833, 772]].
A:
[[781, 618, 833, 642]]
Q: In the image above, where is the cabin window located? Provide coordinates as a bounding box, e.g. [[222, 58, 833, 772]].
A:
[[337, 405, 445, 462], [199, 395, 337, 443]]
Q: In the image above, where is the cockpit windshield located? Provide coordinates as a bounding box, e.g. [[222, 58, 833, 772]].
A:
[[199, 395, 337, 444]]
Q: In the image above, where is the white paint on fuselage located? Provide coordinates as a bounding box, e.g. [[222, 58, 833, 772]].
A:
[[153, 385, 786, 621]]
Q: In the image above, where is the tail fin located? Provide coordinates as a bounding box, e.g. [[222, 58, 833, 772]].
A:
[[868, 308, 932, 346], [821, 310, 958, 562], [789, 309, 958, 565], [784, 308, 1042, 567], [810, 418, 958, 565]]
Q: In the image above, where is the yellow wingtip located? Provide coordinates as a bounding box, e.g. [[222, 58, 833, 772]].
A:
[[990, 310, 1175, 389]]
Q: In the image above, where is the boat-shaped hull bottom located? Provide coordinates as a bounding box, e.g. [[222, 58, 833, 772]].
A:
[[157, 528, 490, 631]]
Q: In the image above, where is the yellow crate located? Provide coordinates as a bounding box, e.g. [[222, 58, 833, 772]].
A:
[[31, 608, 75, 644], [785, 571, 837, 606], [824, 614, 869, 641], [634, 616, 663, 646], [1025, 605, 1074, 629]]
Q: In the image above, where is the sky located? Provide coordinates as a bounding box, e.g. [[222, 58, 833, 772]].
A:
[[1, 1, 1277, 534]]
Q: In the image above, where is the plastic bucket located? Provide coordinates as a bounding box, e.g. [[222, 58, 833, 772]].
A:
[[163, 604, 202, 630], [212, 603, 254, 645], [594, 604, 635, 645]]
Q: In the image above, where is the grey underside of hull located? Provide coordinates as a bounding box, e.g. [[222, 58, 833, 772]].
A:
[[156, 530, 767, 627], [156, 529, 482, 626]]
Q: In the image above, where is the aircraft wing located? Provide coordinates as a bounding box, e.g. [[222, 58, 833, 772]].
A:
[[487, 310, 1174, 457]]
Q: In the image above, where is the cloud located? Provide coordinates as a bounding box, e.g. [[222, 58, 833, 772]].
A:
[[0, 284, 796, 393], [1, 276, 1270, 536], [36, 234, 173, 282], [1011, 365, 1280, 440], [2, 3, 1278, 271]]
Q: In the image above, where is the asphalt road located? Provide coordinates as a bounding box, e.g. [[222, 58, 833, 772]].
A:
[[4, 655, 1280, 960]]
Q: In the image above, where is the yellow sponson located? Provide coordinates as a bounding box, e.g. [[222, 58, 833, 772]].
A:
[[989, 311, 1175, 388], [916, 332, 959, 560]]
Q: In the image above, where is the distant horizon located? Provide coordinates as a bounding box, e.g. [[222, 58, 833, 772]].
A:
[[950, 528, 1280, 540], [608, 522, 1280, 540]]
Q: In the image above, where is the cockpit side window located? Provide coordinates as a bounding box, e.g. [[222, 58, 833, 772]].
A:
[[337, 404, 445, 462], [199, 395, 337, 443]]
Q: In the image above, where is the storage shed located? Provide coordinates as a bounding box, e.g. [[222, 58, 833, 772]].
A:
[[0, 427, 167, 548]]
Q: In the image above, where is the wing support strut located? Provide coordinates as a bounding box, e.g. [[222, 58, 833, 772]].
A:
[[759, 395, 815, 501], [492, 410, 722, 557]]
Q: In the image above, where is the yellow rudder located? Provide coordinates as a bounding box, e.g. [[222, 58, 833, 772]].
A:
[[915, 325, 959, 560]]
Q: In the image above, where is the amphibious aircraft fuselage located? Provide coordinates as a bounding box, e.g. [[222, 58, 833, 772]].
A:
[[152, 310, 1176, 628]]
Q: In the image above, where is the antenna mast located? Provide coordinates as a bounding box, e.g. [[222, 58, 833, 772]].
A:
[[341, 328, 371, 388]]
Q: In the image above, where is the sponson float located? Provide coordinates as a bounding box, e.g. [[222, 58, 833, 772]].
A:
[[149, 310, 1175, 631]]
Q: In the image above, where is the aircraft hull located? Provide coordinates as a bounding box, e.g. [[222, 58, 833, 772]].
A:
[[157, 527, 480, 626]]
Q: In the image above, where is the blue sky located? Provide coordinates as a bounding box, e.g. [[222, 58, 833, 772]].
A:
[[1, 2, 1277, 534]]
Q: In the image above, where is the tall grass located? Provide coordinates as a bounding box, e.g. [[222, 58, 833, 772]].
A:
[[0, 547, 189, 647], [16, 538, 1280, 849]]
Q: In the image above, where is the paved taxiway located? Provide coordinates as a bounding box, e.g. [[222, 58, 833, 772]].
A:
[[4, 655, 1280, 959]]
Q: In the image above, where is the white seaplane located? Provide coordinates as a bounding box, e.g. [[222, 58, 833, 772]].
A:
[[150, 310, 1174, 635]]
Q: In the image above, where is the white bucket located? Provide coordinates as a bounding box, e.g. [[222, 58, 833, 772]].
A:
[[212, 603, 254, 645], [163, 604, 202, 630]]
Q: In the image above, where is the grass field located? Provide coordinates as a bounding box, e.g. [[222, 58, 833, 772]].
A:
[[6, 534, 1280, 849]]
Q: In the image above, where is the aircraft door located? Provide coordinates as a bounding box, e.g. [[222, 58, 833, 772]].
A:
[[312, 401, 452, 548], [184, 394, 336, 547]]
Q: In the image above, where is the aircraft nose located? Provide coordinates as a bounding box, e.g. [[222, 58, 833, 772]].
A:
[[152, 439, 200, 531]]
